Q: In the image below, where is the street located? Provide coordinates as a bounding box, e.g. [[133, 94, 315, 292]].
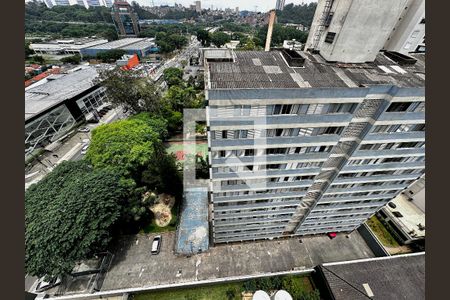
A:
[[25, 106, 125, 189]]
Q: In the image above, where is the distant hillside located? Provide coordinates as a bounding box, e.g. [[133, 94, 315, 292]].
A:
[[25, 1, 113, 24], [276, 3, 318, 26]]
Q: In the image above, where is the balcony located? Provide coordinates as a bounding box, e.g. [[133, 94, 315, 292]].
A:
[[209, 114, 353, 130], [213, 191, 307, 203], [210, 135, 340, 150], [211, 152, 329, 167], [341, 161, 425, 173], [214, 200, 300, 212], [213, 208, 298, 219], [212, 168, 321, 181]]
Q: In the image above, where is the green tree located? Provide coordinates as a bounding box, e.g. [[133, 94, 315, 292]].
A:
[[96, 49, 127, 62], [195, 155, 209, 180], [211, 31, 231, 48], [141, 144, 183, 199], [86, 118, 160, 176], [165, 85, 201, 112], [130, 113, 169, 140], [196, 29, 211, 46], [163, 67, 184, 87], [98, 68, 165, 114], [25, 42, 34, 59], [25, 161, 125, 278], [61, 54, 81, 64]]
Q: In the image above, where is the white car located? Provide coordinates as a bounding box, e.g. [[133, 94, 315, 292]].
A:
[[80, 144, 89, 155], [77, 127, 90, 133], [151, 235, 162, 255]]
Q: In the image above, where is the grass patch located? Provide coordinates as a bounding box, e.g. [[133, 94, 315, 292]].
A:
[[132, 275, 319, 300], [366, 215, 400, 247], [140, 206, 179, 234], [133, 282, 242, 300]]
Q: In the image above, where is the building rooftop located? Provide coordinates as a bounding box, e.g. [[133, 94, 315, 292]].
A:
[[318, 253, 425, 300], [25, 67, 98, 121], [120, 38, 156, 50], [383, 192, 425, 239], [84, 38, 144, 50], [206, 50, 425, 90]]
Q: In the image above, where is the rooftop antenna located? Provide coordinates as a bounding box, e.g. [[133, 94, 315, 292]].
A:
[[254, 5, 258, 13]]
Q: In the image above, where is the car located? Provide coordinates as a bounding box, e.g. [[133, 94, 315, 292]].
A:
[[80, 144, 89, 155], [77, 127, 90, 133], [151, 235, 162, 255], [34, 276, 61, 293]]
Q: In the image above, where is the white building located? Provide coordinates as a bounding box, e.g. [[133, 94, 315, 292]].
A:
[[305, 0, 425, 63], [195, 1, 201, 13], [204, 48, 425, 243], [275, 0, 286, 11], [43, 0, 112, 8], [384, 0, 425, 54]]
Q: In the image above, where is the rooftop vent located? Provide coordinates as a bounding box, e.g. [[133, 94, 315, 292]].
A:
[[384, 51, 417, 65], [278, 48, 305, 67]]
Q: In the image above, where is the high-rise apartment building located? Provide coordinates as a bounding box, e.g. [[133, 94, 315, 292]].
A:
[[305, 0, 425, 63], [384, 0, 425, 54], [195, 1, 202, 13], [111, 0, 140, 38], [204, 47, 425, 243], [276, 0, 286, 11], [43, 0, 112, 8]]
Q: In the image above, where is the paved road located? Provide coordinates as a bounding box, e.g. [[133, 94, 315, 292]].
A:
[[152, 38, 201, 82], [25, 107, 125, 189], [98, 231, 374, 292]]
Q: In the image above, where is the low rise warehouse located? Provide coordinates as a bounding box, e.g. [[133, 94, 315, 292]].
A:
[[80, 38, 158, 58]]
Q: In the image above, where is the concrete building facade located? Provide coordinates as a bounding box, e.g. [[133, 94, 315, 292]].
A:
[[195, 1, 202, 13], [25, 67, 109, 155], [276, 0, 286, 11], [43, 0, 112, 8], [305, 0, 424, 63], [204, 49, 425, 243], [384, 0, 425, 54]]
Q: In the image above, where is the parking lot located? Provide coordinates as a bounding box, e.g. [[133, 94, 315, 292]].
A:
[[99, 231, 375, 292]]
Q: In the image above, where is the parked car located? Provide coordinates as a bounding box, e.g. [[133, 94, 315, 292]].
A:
[[151, 235, 162, 255], [35, 276, 61, 293], [77, 127, 90, 133], [80, 144, 89, 155]]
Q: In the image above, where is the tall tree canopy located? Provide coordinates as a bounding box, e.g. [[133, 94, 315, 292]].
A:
[[163, 67, 184, 87], [276, 3, 318, 26], [86, 117, 160, 175], [98, 68, 165, 114], [25, 161, 125, 278], [210, 31, 231, 48]]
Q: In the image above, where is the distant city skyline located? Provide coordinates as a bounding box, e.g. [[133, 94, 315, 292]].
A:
[[136, 0, 316, 12], [26, 0, 317, 12]]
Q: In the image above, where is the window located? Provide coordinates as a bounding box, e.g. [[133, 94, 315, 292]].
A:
[[386, 102, 411, 112], [244, 149, 254, 156], [325, 32, 336, 43], [420, 18, 425, 24], [411, 30, 420, 39], [222, 130, 228, 139], [219, 150, 226, 158]]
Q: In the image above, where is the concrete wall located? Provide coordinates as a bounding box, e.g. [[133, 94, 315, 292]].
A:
[[384, 0, 425, 54], [306, 0, 410, 63], [357, 224, 390, 257]]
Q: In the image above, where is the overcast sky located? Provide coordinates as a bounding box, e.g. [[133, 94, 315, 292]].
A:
[[132, 0, 317, 12]]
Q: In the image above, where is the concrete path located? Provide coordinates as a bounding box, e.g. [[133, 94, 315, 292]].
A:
[[99, 231, 374, 292]]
